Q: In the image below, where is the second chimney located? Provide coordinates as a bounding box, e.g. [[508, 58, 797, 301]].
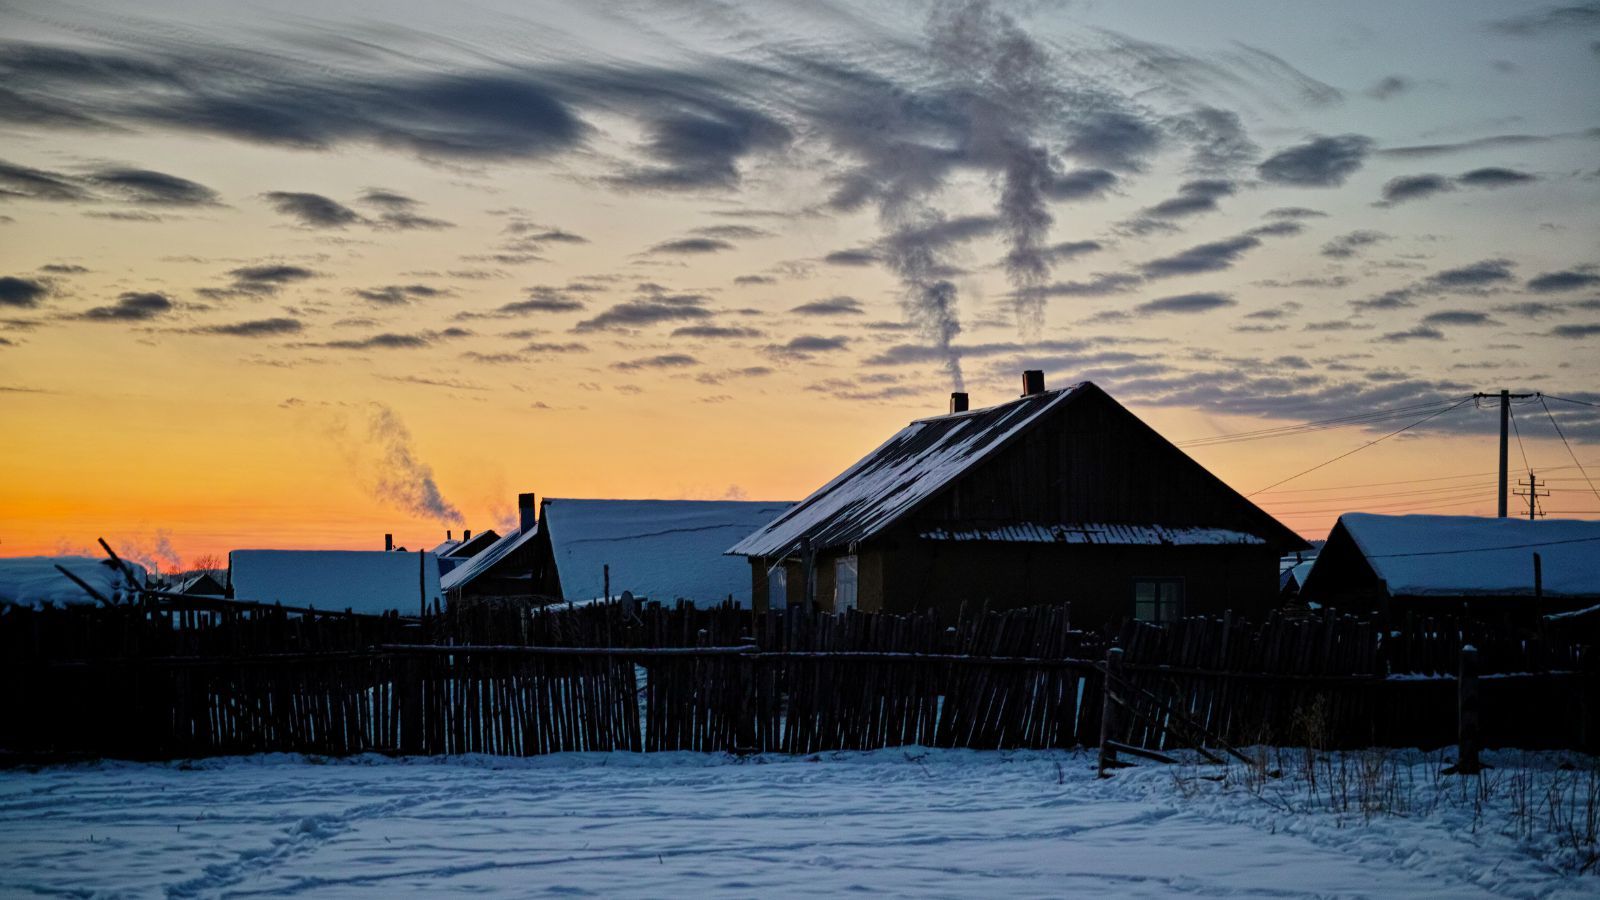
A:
[[384, 533, 394, 552], [1021, 370, 1045, 396], [519, 492, 538, 533], [949, 391, 969, 414]]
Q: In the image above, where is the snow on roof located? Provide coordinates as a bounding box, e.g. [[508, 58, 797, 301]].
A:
[[429, 538, 462, 556], [229, 550, 441, 614], [444, 531, 501, 559], [729, 387, 1082, 558], [919, 523, 1266, 546], [1331, 513, 1600, 598], [0, 556, 148, 608], [545, 498, 793, 605], [439, 526, 541, 592]]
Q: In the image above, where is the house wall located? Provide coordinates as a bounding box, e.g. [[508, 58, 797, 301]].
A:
[[867, 530, 1278, 628]]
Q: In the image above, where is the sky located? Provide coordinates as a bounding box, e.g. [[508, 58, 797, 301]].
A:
[[0, 0, 1597, 571]]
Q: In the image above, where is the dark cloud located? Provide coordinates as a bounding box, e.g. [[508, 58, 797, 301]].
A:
[[1457, 167, 1538, 188], [194, 317, 303, 337], [262, 191, 363, 228], [612, 353, 700, 370], [1425, 258, 1516, 289], [1320, 230, 1390, 259], [497, 295, 586, 314], [1257, 134, 1372, 186], [822, 249, 880, 267], [0, 276, 49, 307], [358, 189, 417, 210], [1264, 207, 1327, 220], [1140, 234, 1261, 278], [1551, 323, 1600, 338], [649, 237, 734, 254], [573, 297, 713, 332], [1378, 326, 1445, 342], [1035, 273, 1143, 297], [770, 334, 849, 358], [671, 324, 763, 339], [1351, 289, 1416, 311], [1421, 310, 1496, 326], [1490, 4, 1600, 35], [80, 291, 173, 320], [1044, 168, 1118, 200], [39, 263, 89, 274], [1494, 301, 1568, 318], [791, 296, 864, 316], [523, 341, 588, 353], [356, 189, 454, 230], [1376, 133, 1559, 159], [1526, 269, 1600, 292], [1063, 111, 1162, 171], [1169, 107, 1257, 174], [1141, 179, 1235, 220], [202, 264, 319, 298], [1244, 221, 1304, 238], [89, 168, 218, 206], [606, 109, 791, 191], [353, 284, 450, 304], [1134, 292, 1236, 315], [1380, 173, 1453, 205], [1364, 76, 1412, 100], [318, 331, 446, 350], [1043, 240, 1102, 261], [734, 274, 776, 285], [692, 224, 772, 240], [0, 159, 93, 201]]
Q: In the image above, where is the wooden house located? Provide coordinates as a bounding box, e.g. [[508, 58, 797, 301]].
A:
[[728, 375, 1308, 626], [440, 494, 552, 605], [1298, 513, 1600, 623]]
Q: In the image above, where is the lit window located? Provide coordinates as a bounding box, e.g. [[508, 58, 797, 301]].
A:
[[834, 555, 858, 611], [1133, 578, 1183, 623]]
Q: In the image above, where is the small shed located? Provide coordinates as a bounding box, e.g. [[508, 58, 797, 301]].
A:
[[170, 570, 227, 596], [1298, 513, 1600, 621], [228, 549, 442, 615], [729, 376, 1308, 626]]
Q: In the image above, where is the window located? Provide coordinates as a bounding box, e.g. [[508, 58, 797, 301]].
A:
[[834, 555, 859, 612], [767, 565, 788, 607], [1133, 578, 1184, 623]]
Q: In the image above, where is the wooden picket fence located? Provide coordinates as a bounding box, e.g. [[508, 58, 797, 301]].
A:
[[0, 596, 1593, 761]]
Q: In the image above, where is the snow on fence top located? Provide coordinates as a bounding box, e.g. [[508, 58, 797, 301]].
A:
[[729, 386, 1082, 558], [919, 523, 1265, 546], [229, 550, 442, 615], [544, 498, 793, 605], [1336, 513, 1600, 598], [0, 556, 148, 608]]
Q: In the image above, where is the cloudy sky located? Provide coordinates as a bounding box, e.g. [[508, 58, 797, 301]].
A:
[[1, 0, 1597, 566]]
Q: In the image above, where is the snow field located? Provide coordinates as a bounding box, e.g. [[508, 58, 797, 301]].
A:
[[0, 748, 1594, 898]]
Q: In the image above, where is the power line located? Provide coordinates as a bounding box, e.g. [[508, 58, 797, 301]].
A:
[[1368, 535, 1600, 559], [1540, 396, 1600, 505], [1247, 397, 1475, 497], [1545, 394, 1600, 409], [1508, 402, 1531, 475]]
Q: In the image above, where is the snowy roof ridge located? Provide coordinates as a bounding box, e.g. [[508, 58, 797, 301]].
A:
[[729, 385, 1084, 558]]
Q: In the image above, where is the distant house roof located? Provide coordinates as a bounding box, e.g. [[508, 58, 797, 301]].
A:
[[544, 498, 792, 605], [0, 556, 148, 608], [229, 550, 441, 614], [730, 388, 1080, 558], [170, 571, 226, 596], [430, 538, 462, 556], [439, 526, 541, 592], [920, 523, 1266, 546], [729, 383, 1302, 558], [444, 530, 500, 559], [1306, 513, 1600, 599]]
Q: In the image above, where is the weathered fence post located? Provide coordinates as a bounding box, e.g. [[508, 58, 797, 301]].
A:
[[1455, 644, 1482, 775], [1098, 646, 1123, 777]]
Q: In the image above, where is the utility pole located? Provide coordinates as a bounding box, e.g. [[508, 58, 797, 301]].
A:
[[1474, 390, 1535, 517], [1514, 472, 1548, 521]]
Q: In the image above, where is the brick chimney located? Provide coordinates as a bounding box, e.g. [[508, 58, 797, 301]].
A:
[[519, 492, 538, 533], [949, 391, 969, 414], [384, 533, 394, 552], [1021, 370, 1045, 396]]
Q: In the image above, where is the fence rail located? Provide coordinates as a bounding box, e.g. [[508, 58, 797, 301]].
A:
[[0, 597, 1593, 761]]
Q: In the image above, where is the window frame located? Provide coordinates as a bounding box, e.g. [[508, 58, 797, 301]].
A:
[[1131, 576, 1185, 624]]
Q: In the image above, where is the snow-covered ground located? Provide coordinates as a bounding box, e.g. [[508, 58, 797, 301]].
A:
[[1, 749, 1594, 898]]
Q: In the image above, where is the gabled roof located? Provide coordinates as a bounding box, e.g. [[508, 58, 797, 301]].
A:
[[228, 550, 441, 614], [919, 523, 1266, 546], [439, 526, 540, 591], [1307, 513, 1600, 599], [443, 530, 500, 559], [729, 387, 1082, 558], [543, 498, 791, 604]]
